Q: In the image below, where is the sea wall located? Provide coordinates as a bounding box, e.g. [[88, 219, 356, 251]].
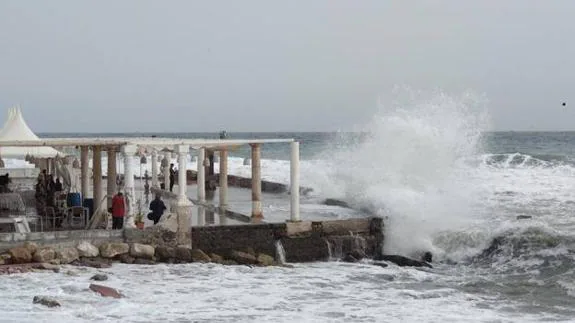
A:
[[0, 218, 384, 263], [192, 217, 384, 263]]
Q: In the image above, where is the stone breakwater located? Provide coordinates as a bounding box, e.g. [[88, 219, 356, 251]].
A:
[[0, 239, 283, 276]]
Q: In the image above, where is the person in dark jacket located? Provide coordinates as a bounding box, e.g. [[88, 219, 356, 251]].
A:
[[169, 164, 175, 192], [148, 194, 167, 224]]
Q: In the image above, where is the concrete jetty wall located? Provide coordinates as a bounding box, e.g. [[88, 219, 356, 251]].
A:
[[0, 230, 123, 252]]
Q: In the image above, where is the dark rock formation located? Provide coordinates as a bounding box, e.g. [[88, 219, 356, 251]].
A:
[[90, 274, 108, 281], [33, 296, 61, 308], [323, 198, 350, 208], [374, 255, 433, 268]]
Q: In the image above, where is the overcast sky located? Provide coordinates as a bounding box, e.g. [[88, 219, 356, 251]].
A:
[[1, 1, 574, 132]]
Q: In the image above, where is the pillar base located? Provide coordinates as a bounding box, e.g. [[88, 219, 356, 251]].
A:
[[175, 199, 192, 247]]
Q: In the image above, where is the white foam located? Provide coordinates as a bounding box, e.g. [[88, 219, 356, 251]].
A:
[[0, 263, 553, 322]]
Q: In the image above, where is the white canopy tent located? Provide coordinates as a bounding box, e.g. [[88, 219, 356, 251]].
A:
[[0, 106, 61, 158]]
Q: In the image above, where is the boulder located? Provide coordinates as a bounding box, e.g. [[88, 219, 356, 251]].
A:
[[323, 198, 350, 208], [134, 258, 156, 265], [243, 247, 256, 257], [175, 247, 192, 263], [209, 253, 224, 264], [89, 284, 124, 298], [119, 254, 135, 264], [99, 243, 130, 258], [129, 243, 155, 259], [0, 253, 11, 265], [8, 247, 32, 264], [77, 242, 99, 258], [33, 296, 61, 308], [350, 248, 366, 261], [90, 274, 108, 281], [23, 242, 39, 255], [256, 253, 275, 266], [191, 249, 211, 263], [155, 246, 176, 262], [33, 247, 56, 263], [229, 250, 258, 265], [221, 260, 238, 266], [57, 248, 79, 264]]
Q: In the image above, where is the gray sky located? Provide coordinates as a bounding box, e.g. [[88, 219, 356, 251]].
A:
[[1, 0, 574, 132]]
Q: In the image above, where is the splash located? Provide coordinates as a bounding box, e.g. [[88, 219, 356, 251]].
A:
[[318, 88, 491, 256]]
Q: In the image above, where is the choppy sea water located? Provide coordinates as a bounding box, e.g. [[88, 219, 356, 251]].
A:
[[3, 91, 575, 322]]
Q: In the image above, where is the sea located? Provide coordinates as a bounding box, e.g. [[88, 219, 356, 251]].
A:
[[2, 93, 575, 322]]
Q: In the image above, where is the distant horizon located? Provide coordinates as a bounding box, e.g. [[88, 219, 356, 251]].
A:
[[35, 130, 575, 135]]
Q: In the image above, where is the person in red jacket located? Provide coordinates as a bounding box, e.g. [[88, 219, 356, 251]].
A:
[[111, 192, 125, 229]]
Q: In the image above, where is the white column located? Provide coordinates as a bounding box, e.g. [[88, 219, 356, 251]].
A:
[[290, 141, 301, 222], [197, 147, 206, 230], [219, 149, 228, 211], [197, 147, 206, 203], [93, 146, 103, 211], [122, 144, 137, 228], [163, 152, 170, 191], [250, 143, 263, 219], [107, 147, 117, 209], [81, 146, 89, 201], [151, 150, 159, 188], [176, 145, 189, 200], [175, 144, 192, 246]]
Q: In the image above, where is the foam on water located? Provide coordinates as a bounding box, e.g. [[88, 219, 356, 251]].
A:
[[0, 263, 554, 323]]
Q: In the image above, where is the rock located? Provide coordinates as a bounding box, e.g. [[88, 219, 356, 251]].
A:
[[323, 198, 350, 208], [57, 248, 79, 265], [37, 263, 60, 273], [157, 213, 178, 232], [280, 263, 295, 268], [119, 254, 135, 264], [342, 253, 359, 263], [66, 270, 79, 276], [33, 296, 61, 308], [374, 255, 433, 268], [256, 253, 275, 266], [0, 253, 11, 265], [33, 247, 56, 263], [77, 242, 99, 258], [243, 247, 256, 257], [209, 253, 224, 264], [517, 215, 532, 220], [71, 257, 112, 269], [89, 284, 124, 298], [8, 247, 32, 264], [48, 259, 61, 265], [229, 250, 258, 265], [90, 274, 108, 281], [134, 258, 156, 265], [422, 252, 433, 263], [350, 248, 366, 261], [191, 249, 211, 263], [23, 242, 39, 255], [99, 243, 130, 258], [155, 246, 176, 262], [130, 243, 155, 259], [175, 247, 192, 263]]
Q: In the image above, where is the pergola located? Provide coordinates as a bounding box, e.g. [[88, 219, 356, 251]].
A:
[[0, 137, 302, 242]]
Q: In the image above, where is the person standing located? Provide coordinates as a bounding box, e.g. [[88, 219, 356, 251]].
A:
[[111, 192, 125, 229], [169, 163, 175, 192]]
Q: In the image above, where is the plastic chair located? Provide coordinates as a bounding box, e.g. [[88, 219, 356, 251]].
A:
[[68, 206, 88, 228]]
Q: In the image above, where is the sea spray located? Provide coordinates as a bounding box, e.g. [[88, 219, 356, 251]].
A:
[[316, 89, 490, 257]]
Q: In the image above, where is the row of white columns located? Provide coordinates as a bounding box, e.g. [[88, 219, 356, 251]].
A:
[[78, 141, 300, 228]]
